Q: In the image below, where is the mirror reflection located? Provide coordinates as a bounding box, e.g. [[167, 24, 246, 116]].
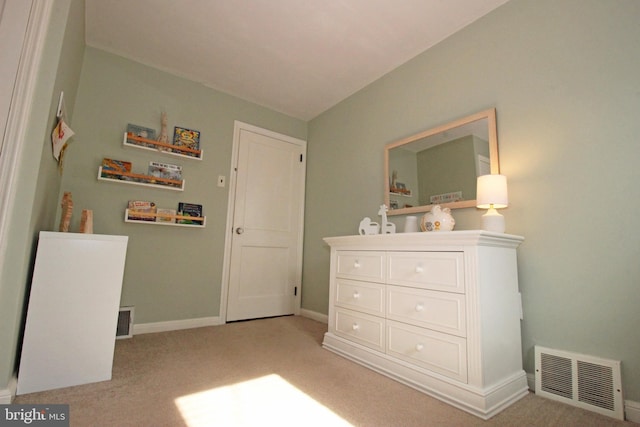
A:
[[384, 108, 499, 216]]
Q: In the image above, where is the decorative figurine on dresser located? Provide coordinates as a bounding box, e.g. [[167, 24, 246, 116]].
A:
[[420, 204, 455, 232], [378, 204, 396, 234], [358, 204, 396, 235], [322, 230, 527, 419]]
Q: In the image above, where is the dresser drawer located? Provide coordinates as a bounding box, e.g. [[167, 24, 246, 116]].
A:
[[336, 251, 385, 283], [336, 278, 385, 316], [387, 252, 464, 293], [387, 286, 466, 337], [334, 308, 385, 351], [386, 320, 467, 382]]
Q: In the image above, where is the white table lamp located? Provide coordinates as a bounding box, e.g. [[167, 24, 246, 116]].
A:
[[476, 174, 508, 233]]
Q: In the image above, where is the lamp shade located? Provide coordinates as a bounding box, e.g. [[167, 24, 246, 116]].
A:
[[476, 174, 508, 209]]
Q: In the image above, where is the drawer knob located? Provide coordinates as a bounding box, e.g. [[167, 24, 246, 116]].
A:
[[353, 291, 360, 299], [354, 260, 361, 268], [352, 323, 360, 331], [415, 265, 424, 273], [415, 343, 424, 352], [415, 303, 424, 312]]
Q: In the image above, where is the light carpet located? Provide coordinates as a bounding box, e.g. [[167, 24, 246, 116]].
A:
[[13, 315, 635, 426]]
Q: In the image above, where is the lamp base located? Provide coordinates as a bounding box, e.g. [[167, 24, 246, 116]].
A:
[[481, 208, 505, 233]]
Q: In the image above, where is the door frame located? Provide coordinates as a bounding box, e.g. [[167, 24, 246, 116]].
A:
[[219, 121, 307, 323], [0, 0, 51, 304]]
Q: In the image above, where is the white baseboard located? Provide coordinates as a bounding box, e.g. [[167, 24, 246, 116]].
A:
[[528, 371, 640, 423], [0, 375, 17, 404], [133, 312, 327, 336], [625, 399, 640, 423], [526, 372, 535, 391], [299, 308, 328, 324], [133, 316, 222, 335]]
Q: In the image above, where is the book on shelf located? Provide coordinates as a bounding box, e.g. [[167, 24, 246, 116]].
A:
[[127, 200, 156, 221], [177, 202, 203, 225], [126, 123, 157, 148], [173, 126, 200, 156], [147, 161, 183, 181], [156, 208, 176, 223], [101, 158, 132, 174]]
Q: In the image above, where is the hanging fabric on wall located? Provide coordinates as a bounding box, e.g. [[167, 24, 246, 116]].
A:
[[51, 118, 74, 173], [51, 119, 74, 161], [51, 91, 75, 173]]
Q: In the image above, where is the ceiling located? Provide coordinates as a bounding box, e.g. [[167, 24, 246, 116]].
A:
[[85, 0, 509, 121]]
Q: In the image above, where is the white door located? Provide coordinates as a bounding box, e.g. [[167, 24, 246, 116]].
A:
[[224, 122, 306, 322]]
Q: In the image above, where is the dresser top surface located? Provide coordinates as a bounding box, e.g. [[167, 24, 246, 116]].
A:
[[324, 230, 523, 249]]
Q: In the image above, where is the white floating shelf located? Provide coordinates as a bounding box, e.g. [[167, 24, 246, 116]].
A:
[[124, 210, 206, 228], [97, 166, 185, 191], [122, 133, 203, 160]]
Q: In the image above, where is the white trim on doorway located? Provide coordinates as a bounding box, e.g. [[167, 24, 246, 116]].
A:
[[0, 1, 52, 404], [0, 0, 53, 285]]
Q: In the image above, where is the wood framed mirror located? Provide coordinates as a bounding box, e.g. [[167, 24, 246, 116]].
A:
[[384, 108, 499, 216]]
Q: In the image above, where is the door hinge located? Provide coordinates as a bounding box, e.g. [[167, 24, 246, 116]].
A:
[[294, 286, 297, 296]]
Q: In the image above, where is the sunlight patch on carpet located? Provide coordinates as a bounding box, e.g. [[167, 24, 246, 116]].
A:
[[175, 374, 352, 426]]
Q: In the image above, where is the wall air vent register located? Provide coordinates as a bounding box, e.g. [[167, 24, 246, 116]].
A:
[[535, 346, 623, 420]]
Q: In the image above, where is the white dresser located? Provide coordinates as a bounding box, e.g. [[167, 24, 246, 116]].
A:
[[322, 231, 527, 420]]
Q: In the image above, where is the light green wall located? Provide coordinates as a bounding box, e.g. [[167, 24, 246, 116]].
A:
[[0, 0, 84, 390], [62, 48, 306, 324], [304, 0, 640, 400], [4, 0, 640, 405]]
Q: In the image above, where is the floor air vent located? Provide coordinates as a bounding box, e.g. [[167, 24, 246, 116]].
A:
[[535, 346, 623, 420], [116, 306, 134, 339]]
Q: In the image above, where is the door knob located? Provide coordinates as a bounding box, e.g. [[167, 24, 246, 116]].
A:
[[235, 227, 244, 234]]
